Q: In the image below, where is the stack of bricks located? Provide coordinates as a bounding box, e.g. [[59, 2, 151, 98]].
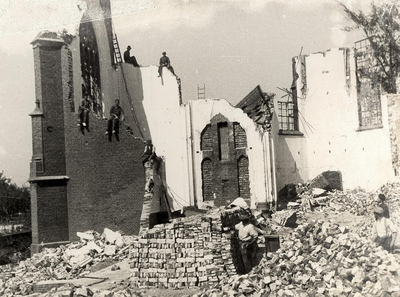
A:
[[129, 212, 237, 288]]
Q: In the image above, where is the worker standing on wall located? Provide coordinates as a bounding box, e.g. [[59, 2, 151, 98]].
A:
[[235, 212, 259, 274], [106, 99, 124, 142], [158, 52, 176, 77], [124, 45, 140, 67]]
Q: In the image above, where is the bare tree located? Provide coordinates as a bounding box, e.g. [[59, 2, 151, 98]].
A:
[[339, 1, 400, 94]]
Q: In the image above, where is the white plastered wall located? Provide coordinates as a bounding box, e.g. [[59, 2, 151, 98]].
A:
[[275, 48, 395, 191]]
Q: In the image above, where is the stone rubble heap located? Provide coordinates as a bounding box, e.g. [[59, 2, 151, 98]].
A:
[[195, 220, 400, 297], [296, 182, 400, 221], [0, 228, 135, 296], [128, 211, 237, 289]]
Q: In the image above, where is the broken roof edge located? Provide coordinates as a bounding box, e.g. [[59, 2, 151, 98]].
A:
[[235, 85, 275, 132], [293, 47, 351, 59], [183, 97, 237, 108], [31, 29, 77, 47]]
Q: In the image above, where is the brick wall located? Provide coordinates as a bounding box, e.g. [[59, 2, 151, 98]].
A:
[[238, 156, 250, 199], [201, 159, 213, 201], [200, 124, 212, 151], [36, 184, 69, 243], [61, 43, 145, 241], [200, 116, 250, 206], [233, 122, 247, 148], [30, 42, 70, 253], [30, 39, 146, 250], [39, 47, 67, 176]]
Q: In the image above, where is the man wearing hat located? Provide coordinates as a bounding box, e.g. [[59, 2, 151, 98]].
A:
[[377, 193, 390, 218], [158, 52, 176, 77], [235, 212, 259, 274], [124, 45, 139, 67], [372, 206, 397, 252]]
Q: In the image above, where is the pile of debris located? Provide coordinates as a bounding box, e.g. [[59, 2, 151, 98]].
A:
[[287, 182, 400, 221], [195, 220, 400, 297], [128, 211, 237, 289], [0, 228, 135, 296]]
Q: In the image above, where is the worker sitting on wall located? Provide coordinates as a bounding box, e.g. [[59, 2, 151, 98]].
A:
[[77, 96, 91, 131], [105, 99, 124, 142], [124, 45, 140, 67], [235, 212, 259, 274], [141, 139, 157, 166], [158, 52, 176, 77], [372, 206, 397, 252]]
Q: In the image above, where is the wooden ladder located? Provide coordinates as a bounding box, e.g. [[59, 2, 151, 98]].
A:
[[113, 34, 123, 64]]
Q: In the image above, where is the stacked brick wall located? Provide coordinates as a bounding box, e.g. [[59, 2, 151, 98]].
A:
[[129, 213, 237, 288]]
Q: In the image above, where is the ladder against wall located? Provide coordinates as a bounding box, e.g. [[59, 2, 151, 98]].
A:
[[113, 34, 122, 64], [198, 84, 206, 100]]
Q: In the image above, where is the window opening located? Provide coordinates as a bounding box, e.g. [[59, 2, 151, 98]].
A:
[[217, 122, 229, 161], [355, 38, 382, 128]]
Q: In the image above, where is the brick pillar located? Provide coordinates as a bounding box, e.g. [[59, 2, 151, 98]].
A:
[[29, 34, 70, 254]]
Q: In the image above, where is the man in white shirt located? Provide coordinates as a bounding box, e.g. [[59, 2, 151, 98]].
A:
[[235, 212, 259, 274], [372, 207, 397, 252]]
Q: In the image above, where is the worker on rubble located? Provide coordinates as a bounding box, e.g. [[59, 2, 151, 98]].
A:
[[372, 206, 397, 252], [124, 45, 140, 67], [77, 96, 91, 130], [158, 52, 176, 77], [106, 99, 124, 142], [377, 193, 390, 218], [235, 212, 259, 274]]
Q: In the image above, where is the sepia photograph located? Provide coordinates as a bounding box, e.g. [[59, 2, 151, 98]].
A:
[[1, 0, 400, 296]]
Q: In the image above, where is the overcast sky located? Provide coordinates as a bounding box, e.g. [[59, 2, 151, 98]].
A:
[[0, 0, 368, 186]]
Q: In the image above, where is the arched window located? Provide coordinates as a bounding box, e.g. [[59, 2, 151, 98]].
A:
[[79, 21, 102, 116]]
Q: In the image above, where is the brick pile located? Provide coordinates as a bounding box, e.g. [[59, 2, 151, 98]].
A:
[[128, 211, 237, 289], [195, 221, 400, 297]]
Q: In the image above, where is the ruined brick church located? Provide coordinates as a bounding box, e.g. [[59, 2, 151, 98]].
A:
[[28, 0, 276, 253], [30, 0, 400, 253]]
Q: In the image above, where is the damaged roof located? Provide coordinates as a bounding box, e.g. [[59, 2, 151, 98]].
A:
[[236, 85, 275, 131]]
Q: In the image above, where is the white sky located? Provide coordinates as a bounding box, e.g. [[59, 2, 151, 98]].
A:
[[0, 0, 368, 186]]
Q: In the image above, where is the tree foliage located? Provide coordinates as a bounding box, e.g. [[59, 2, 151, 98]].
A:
[[0, 172, 30, 220], [339, 1, 400, 93]]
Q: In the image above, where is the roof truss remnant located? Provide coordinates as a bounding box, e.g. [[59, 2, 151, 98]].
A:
[[236, 85, 275, 132]]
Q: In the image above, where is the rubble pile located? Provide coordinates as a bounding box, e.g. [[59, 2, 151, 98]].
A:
[[0, 228, 135, 296], [297, 182, 400, 218], [128, 212, 237, 289], [195, 221, 400, 297]]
